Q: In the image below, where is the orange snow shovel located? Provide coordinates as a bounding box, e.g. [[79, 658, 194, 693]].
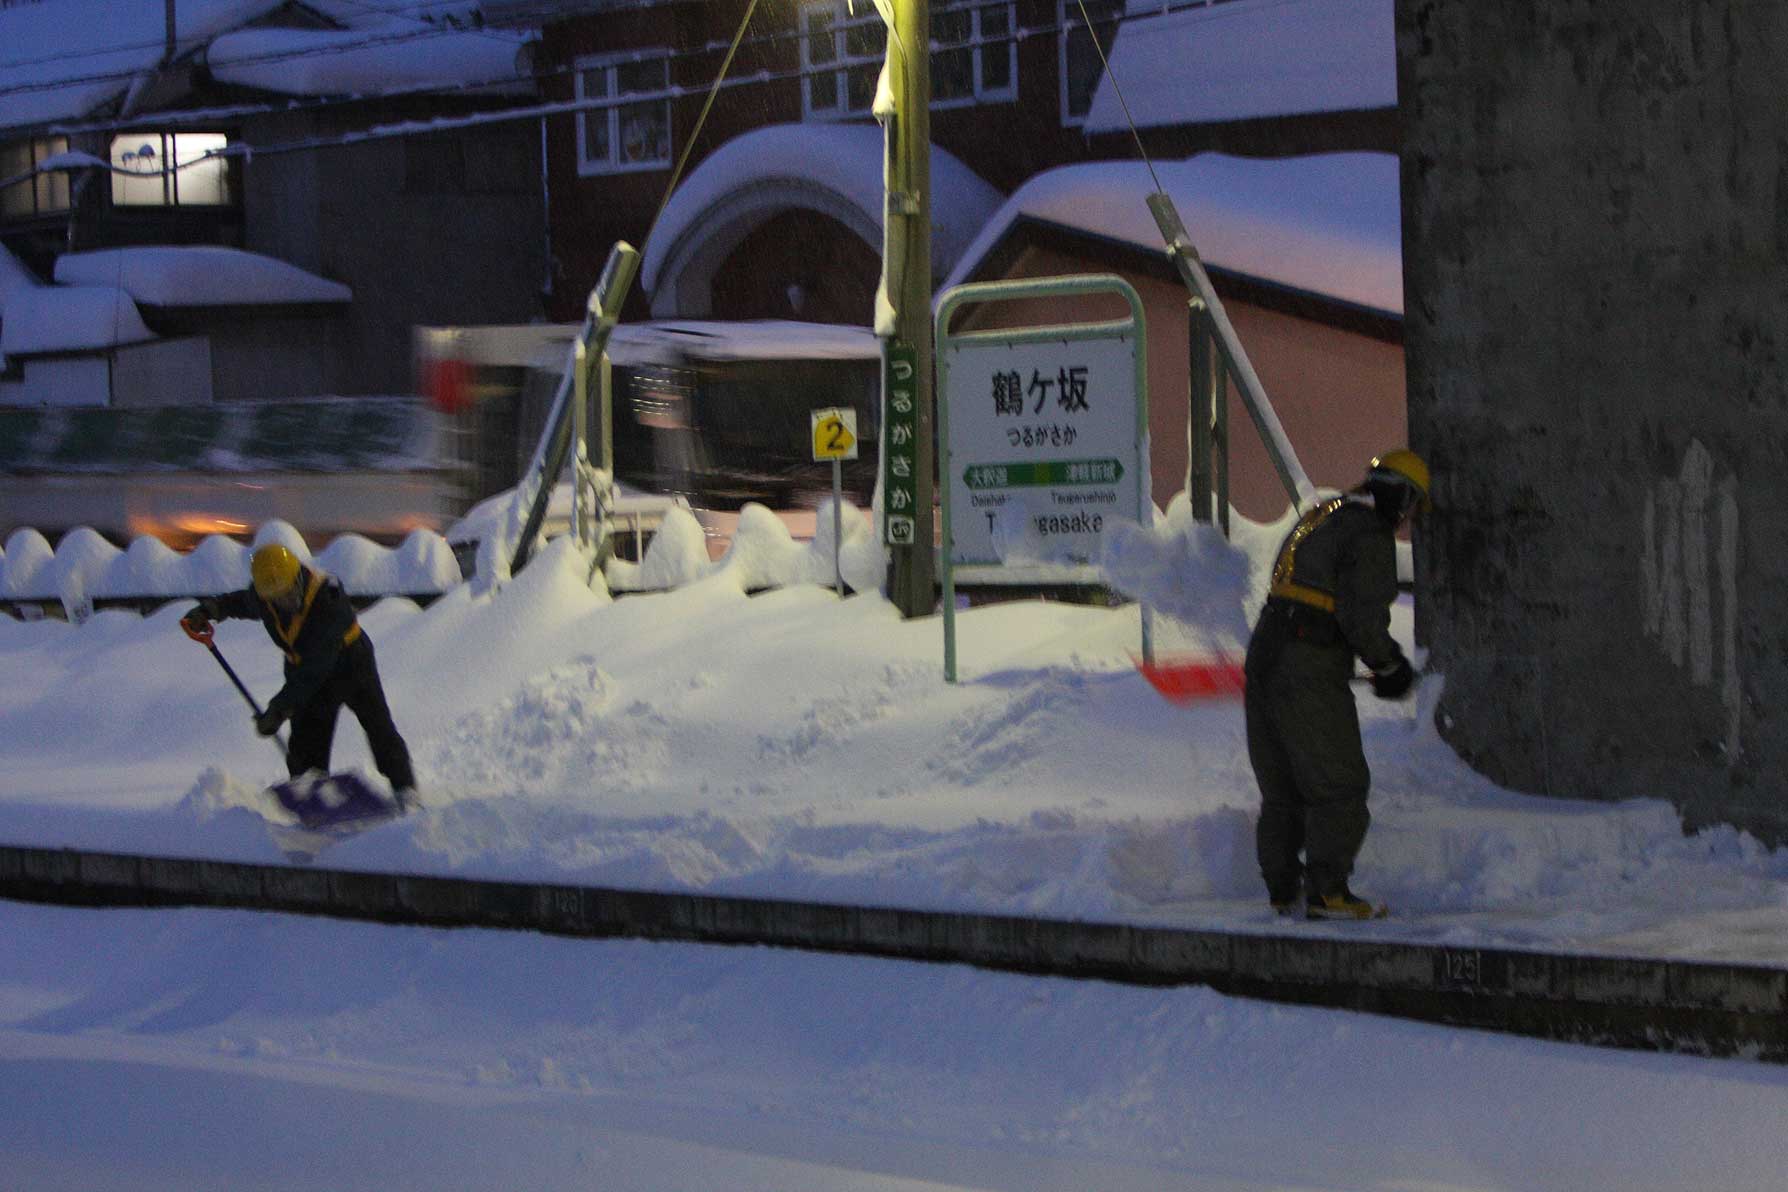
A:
[[1132, 650, 1246, 704]]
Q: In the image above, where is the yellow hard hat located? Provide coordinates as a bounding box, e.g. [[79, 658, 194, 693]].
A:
[[251, 544, 302, 599], [1370, 448, 1431, 513]]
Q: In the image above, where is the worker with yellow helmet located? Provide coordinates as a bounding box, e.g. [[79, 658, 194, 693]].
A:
[[183, 543, 417, 809], [1244, 449, 1430, 920]]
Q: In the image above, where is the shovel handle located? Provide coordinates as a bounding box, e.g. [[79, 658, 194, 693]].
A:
[[187, 618, 289, 760]]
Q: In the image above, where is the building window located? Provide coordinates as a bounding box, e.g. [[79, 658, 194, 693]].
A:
[[109, 132, 231, 207], [576, 52, 672, 175], [801, 0, 1016, 119], [1, 136, 71, 220], [1060, 0, 1122, 126]]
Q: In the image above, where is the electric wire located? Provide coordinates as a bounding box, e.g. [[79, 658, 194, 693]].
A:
[[0, 0, 1269, 105]]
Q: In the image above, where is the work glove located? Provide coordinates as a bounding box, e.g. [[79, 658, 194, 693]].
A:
[[255, 707, 287, 738], [1371, 655, 1416, 701], [181, 606, 211, 634]]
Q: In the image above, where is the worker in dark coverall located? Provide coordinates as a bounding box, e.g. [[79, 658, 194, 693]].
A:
[[1245, 450, 1429, 919], [182, 544, 417, 807]]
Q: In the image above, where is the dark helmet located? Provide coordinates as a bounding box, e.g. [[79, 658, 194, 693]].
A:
[[1365, 448, 1431, 524]]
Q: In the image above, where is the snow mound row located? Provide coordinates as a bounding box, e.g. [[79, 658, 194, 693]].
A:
[[0, 520, 462, 612]]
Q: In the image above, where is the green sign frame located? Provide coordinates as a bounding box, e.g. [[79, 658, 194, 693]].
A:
[[935, 274, 1151, 682]]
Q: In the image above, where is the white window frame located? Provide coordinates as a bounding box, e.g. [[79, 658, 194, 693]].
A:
[[1058, 0, 1123, 127], [574, 51, 673, 177], [800, 0, 1016, 121]]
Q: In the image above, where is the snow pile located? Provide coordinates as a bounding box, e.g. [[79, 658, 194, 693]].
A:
[[0, 520, 461, 606], [4, 494, 1788, 965], [608, 499, 883, 596]]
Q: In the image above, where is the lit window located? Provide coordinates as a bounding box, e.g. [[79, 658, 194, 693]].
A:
[[801, 0, 1015, 119], [109, 132, 231, 207], [576, 52, 672, 175], [1060, 0, 1122, 126], [0, 137, 71, 220]]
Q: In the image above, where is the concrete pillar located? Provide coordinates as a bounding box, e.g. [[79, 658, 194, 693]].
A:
[[1398, 1, 1788, 840]]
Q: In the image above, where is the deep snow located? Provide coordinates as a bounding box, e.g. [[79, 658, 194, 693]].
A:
[[5, 495, 1788, 1188], [3, 494, 1785, 963]]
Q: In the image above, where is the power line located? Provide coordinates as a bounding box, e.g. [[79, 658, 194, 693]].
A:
[[2, 0, 1322, 160], [0, 0, 1254, 105]]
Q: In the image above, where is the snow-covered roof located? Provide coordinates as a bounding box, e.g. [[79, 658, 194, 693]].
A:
[[0, 283, 155, 358], [1085, 0, 1396, 133], [941, 152, 1403, 317], [640, 123, 1002, 296], [54, 247, 353, 307], [0, 0, 531, 134], [206, 21, 532, 98], [0, 0, 286, 133]]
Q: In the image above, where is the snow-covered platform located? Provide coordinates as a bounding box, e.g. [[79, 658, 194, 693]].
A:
[[3, 842, 1782, 1063]]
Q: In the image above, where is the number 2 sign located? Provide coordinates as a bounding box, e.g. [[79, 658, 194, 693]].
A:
[[810, 408, 860, 461]]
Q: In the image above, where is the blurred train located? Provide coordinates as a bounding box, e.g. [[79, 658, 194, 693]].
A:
[[0, 320, 882, 572], [416, 319, 884, 560]]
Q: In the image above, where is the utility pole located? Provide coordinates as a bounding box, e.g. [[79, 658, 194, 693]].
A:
[[883, 0, 935, 618]]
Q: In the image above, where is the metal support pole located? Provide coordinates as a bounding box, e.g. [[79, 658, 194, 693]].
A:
[[511, 242, 639, 575], [1215, 345, 1231, 540], [1147, 193, 1314, 511], [572, 338, 589, 550], [1188, 300, 1213, 524], [832, 457, 844, 597]]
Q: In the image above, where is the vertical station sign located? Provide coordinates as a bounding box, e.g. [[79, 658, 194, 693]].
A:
[[935, 275, 1150, 681], [881, 340, 920, 546]]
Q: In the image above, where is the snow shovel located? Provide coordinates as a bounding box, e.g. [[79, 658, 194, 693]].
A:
[[1133, 650, 1246, 704], [182, 616, 391, 830]]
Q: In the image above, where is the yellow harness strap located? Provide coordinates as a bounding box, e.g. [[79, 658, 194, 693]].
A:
[[1267, 497, 1345, 613], [269, 572, 361, 663]]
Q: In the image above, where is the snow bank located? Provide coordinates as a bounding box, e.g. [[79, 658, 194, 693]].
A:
[[5, 493, 1788, 967], [0, 520, 460, 606], [605, 498, 884, 595]]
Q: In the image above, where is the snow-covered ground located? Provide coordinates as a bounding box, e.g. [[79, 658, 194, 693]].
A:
[[4, 495, 1788, 1187]]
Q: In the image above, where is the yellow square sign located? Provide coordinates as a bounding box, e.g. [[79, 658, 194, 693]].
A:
[[810, 407, 859, 461]]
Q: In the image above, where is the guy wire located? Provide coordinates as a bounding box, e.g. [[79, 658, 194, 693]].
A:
[[641, 0, 763, 259], [1074, 0, 1164, 195]]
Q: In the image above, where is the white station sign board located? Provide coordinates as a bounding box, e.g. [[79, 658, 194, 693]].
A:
[[935, 274, 1151, 682], [943, 332, 1141, 564]]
